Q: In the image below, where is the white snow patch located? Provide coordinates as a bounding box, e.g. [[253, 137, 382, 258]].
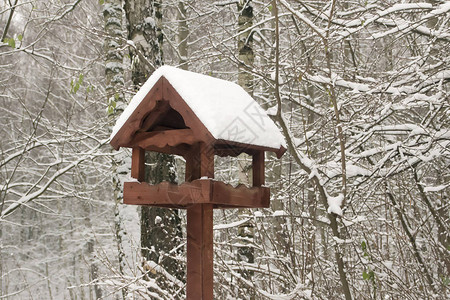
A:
[[327, 193, 344, 216], [254, 211, 263, 217], [144, 16, 155, 27], [424, 184, 448, 193], [342, 215, 367, 226], [266, 105, 278, 116], [346, 164, 372, 177], [273, 210, 287, 217], [332, 236, 353, 244], [214, 218, 251, 230]]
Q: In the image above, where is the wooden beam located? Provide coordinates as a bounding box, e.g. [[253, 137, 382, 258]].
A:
[[187, 141, 214, 299], [131, 147, 145, 181], [142, 144, 191, 157], [123, 180, 269, 208], [185, 145, 201, 182], [187, 203, 213, 299], [200, 143, 214, 178], [252, 151, 265, 187], [210, 181, 269, 208], [125, 129, 201, 149], [215, 139, 286, 159]]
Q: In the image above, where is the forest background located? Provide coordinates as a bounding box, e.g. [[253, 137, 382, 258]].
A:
[[0, 0, 449, 299]]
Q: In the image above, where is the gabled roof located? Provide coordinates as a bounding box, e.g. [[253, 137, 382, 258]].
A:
[[110, 66, 286, 157]]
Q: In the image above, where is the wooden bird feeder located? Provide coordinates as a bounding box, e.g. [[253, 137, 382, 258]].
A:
[[110, 66, 286, 299]]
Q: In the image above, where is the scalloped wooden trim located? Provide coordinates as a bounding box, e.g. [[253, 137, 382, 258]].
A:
[[123, 179, 269, 208], [124, 129, 201, 149]]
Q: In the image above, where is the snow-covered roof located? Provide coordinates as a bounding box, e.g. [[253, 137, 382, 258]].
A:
[[111, 65, 286, 153]]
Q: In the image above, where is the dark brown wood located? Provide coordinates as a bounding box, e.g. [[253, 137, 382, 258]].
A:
[[200, 143, 214, 178], [215, 139, 286, 158], [110, 77, 163, 149], [131, 147, 145, 181], [252, 151, 265, 187], [187, 203, 213, 299], [125, 129, 200, 149], [211, 181, 269, 208], [141, 144, 191, 157], [161, 77, 216, 145], [186, 141, 214, 300], [123, 179, 269, 208], [138, 100, 171, 132], [159, 107, 188, 129], [185, 145, 201, 182]]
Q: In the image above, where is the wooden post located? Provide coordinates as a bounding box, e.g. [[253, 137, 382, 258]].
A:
[[131, 147, 145, 181], [186, 143, 214, 299], [252, 150, 265, 187]]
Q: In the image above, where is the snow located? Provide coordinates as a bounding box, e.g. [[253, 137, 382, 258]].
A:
[[327, 193, 344, 216], [273, 210, 287, 217], [111, 65, 286, 150], [154, 215, 162, 224], [342, 215, 367, 226], [214, 218, 251, 230], [253, 211, 263, 217], [266, 105, 278, 116], [115, 204, 141, 274], [332, 236, 353, 244], [325, 161, 372, 178], [423, 184, 448, 192], [144, 16, 155, 27], [279, 0, 325, 39], [428, 2, 450, 16]]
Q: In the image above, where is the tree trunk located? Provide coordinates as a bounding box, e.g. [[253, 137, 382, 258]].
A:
[[236, 1, 255, 298], [104, 2, 140, 299], [177, 0, 188, 70], [124, 0, 184, 287]]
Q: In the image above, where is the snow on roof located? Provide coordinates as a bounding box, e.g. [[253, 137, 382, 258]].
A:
[[110, 65, 286, 150]]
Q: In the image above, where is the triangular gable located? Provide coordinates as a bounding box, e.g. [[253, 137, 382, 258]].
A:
[[110, 76, 214, 152]]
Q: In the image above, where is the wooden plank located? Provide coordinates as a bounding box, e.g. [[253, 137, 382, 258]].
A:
[[252, 151, 265, 187], [215, 139, 286, 159], [125, 129, 201, 149], [211, 181, 270, 208], [187, 203, 213, 300], [213, 144, 246, 157], [124, 180, 210, 206], [187, 141, 214, 299], [185, 145, 201, 182], [200, 143, 214, 179], [131, 147, 145, 181], [142, 144, 191, 157], [123, 180, 269, 208]]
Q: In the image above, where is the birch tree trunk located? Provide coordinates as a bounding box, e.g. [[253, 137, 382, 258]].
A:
[[104, 2, 141, 298], [236, 1, 255, 298], [124, 0, 184, 288], [177, 0, 188, 70]]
